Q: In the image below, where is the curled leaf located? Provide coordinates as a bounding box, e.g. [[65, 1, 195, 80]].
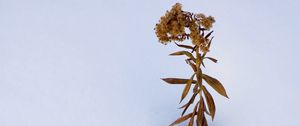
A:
[[203, 74, 229, 98], [202, 85, 216, 120]]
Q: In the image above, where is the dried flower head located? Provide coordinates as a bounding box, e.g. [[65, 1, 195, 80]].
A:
[[196, 13, 215, 30], [154, 3, 215, 53]]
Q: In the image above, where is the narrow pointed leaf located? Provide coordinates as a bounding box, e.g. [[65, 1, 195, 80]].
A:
[[202, 85, 216, 120], [207, 37, 214, 49], [197, 96, 204, 125], [188, 117, 194, 126], [180, 74, 196, 103], [202, 62, 206, 68], [161, 78, 197, 84], [180, 88, 200, 110], [181, 93, 197, 116], [203, 99, 210, 115], [199, 96, 205, 112], [191, 45, 197, 53], [205, 57, 218, 63], [205, 31, 214, 39], [188, 102, 199, 126], [170, 113, 193, 126], [196, 118, 200, 126], [202, 74, 229, 98], [202, 114, 208, 126], [187, 60, 197, 72], [175, 42, 194, 50], [170, 51, 195, 61]]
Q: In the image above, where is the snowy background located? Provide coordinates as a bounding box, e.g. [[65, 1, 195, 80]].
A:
[[1, 0, 300, 125]]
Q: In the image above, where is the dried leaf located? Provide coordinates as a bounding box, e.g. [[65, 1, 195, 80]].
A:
[[202, 85, 216, 120], [202, 61, 206, 68], [188, 102, 200, 126], [197, 96, 205, 125], [199, 96, 205, 112], [170, 51, 195, 61], [180, 74, 196, 103], [207, 37, 214, 49], [203, 99, 210, 115], [205, 31, 214, 39], [161, 78, 197, 84], [188, 116, 194, 126], [202, 74, 229, 98], [187, 60, 197, 72], [170, 113, 193, 126], [181, 93, 196, 116], [202, 114, 208, 126], [196, 118, 200, 126], [205, 57, 218, 63], [175, 42, 194, 50]]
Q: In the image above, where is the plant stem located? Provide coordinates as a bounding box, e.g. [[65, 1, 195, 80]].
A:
[[195, 47, 203, 100]]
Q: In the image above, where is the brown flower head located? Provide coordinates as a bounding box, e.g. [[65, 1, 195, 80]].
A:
[[155, 3, 215, 53]]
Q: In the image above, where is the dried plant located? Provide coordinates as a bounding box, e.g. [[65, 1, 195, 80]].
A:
[[154, 3, 229, 126]]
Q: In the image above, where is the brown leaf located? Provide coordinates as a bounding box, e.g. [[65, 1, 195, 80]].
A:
[[202, 74, 229, 98], [180, 74, 196, 103], [170, 113, 193, 126], [161, 78, 197, 84], [188, 102, 200, 126], [180, 93, 196, 116], [196, 118, 200, 126], [205, 31, 214, 39], [197, 96, 204, 125], [187, 60, 197, 72], [169, 51, 195, 61], [207, 37, 214, 49], [202, 62, 206, 68], [205, 57, 218, 63], [199, 96, 205, 112], [196, 96, 210, 116], [175, 42, 194, 50], [202, 85, 216, 120], [203, 99, 210, 115], [188, 116, 194, 126], [202, 114, 208, 126]]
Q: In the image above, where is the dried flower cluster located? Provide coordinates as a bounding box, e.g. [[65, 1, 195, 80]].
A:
[[155, 3, 215, 52], [155, 3, 228, 126]]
